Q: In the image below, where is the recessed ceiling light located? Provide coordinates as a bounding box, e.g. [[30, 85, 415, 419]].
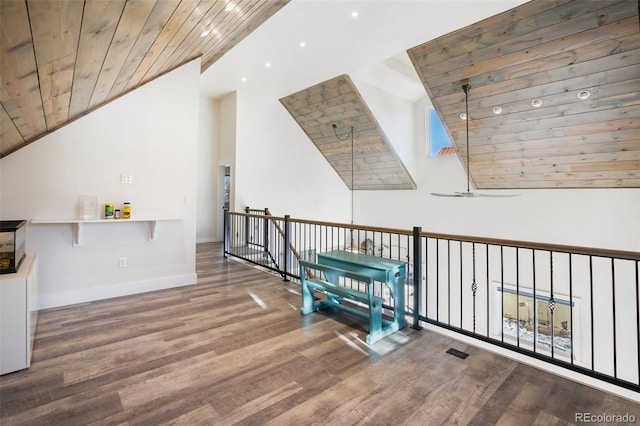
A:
[[492, 106, 502, 114], [241, 77, 247, 82], [531, 99, 542, 108], [265, 62, 271, 68], [351, 11, 359, 18], [200, 30, 209, 37], [225, 2, 236, 12], [460, 112, 467, 120], [578, 90, 591, 100], [299, 41, 306, 47]]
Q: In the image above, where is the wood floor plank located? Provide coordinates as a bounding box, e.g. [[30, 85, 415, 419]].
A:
[[1, 242, 639, 425]]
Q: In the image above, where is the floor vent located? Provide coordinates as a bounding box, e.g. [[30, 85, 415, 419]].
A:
[[446, 348, 469, 359]]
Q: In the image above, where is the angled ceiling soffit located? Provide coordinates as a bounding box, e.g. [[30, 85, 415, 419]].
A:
[[280, 74, 416, 191]]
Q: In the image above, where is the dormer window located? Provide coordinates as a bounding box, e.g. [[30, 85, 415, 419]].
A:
[[427, 107, 455, 157]]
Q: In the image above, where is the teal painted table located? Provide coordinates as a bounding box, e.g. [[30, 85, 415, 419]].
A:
[[299, 250, 407, 343]]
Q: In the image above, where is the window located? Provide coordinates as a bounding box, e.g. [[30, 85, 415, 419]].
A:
[[427, 107, 455, 157]]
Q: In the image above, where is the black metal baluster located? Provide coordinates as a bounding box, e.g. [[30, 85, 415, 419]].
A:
[[636, 260, 639, 386], [533, 250, 537, 353], [263, 214, 269, 262], [459, 241, 463, 329], [244, 207, 250, 246], [569, 253, 574, 365], [472, 243, 477, 334], [412, 227, 422, 330], [501, 245, 504, 343], [590, 255, 594, 372], [223, 208, 228, 257], [486, 244, 489, 338], [611, 258, 617, 379], [448, 240, 451, 326], [548, 251, 555, 359], [283, 215, 290, 281], [516, 248, 520, 348], [436, 239, 440, 322]]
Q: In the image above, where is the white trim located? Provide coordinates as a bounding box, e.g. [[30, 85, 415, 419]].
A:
[[37, 273, 198, 310]]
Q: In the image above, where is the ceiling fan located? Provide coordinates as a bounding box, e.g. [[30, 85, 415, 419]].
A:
[[431, 83, 519, 198]]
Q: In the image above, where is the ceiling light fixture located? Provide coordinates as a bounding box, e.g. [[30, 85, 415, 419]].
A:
[[531, 99, 542, 108], [492, 106, 502, 114], [299, 41, 306, 47], [432, 83, 520, 198], [578, 90, 591, 100], [460, 112, 467, 120], [351, 11, 359, 18], [265, 62, 271, 68], [241, 77, 247, 82], [225, 2, 236, 12]]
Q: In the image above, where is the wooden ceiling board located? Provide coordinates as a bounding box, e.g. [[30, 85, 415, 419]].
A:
[[88, 0, 158, 109], [0, 0, 289, 158], [123, 0, 196, 92], [0, 106, 22, 153], [200, 0, 285, 70], [28, 1, 82, 129], [407, 0, 640, 189], [0, 0, 47, 148], [108, 0, 182, 99], [68, 0, 126, 117], [280, 74, 416, 191]]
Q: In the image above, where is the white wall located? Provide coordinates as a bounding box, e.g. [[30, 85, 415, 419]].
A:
[[234, 88, 351, 222], [229, 76, 639, 252], [354, 88, 640, 253], [197, 97, 219, 243], [0, 60, 201, 309], [354, 77, 417, 182]]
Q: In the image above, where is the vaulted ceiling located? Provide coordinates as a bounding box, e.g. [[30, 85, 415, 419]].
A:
[[408, 0, 640, 189], [280, 74, 416, 190], [0, 0, 288, 158]]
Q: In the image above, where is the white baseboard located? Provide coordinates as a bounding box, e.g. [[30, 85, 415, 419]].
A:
[[37, 273, 198, 310]]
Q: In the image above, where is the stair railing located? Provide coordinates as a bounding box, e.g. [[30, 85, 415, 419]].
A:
[[223, 208, 640, 395]]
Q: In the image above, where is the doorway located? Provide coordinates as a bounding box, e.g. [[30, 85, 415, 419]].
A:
[[217, 164, 231, 241]]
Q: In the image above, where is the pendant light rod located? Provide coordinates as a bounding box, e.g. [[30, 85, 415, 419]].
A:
[[351, 126, 354, 224], [332, 124, 355, 224], [431, 82, 520, 198], [463, 83, 471, 193]]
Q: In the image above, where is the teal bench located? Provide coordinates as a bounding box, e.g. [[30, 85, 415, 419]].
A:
[[299, 260, 386, 344]]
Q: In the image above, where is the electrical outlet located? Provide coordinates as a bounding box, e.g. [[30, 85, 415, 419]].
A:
[[119, 257, 127, 267], [121, 173, 133, 184]]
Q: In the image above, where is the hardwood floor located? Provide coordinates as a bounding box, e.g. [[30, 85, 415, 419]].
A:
[[1, 242, 638, 425]]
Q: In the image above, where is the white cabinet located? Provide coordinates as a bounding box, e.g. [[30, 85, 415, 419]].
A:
[[1, 253, 38, 375]]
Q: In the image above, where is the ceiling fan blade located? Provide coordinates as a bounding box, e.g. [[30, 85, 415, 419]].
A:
[[471, 192, 521, 198], [431, 191, 520, 198], [430, 192, 464, 197]]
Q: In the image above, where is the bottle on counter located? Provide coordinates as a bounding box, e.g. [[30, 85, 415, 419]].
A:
[[104, 202, 114, 219], [123, 202, 131, 219]]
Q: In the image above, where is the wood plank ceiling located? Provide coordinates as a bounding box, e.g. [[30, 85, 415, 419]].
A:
[[408, 0, 640, 189], [280, 74, 416, 190], [0, 0, 288, 158]]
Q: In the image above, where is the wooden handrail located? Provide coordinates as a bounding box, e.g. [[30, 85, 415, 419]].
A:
[[418, 231, 640, 261], [264, 210, 303, 261], [227, 210, 640, 261]]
